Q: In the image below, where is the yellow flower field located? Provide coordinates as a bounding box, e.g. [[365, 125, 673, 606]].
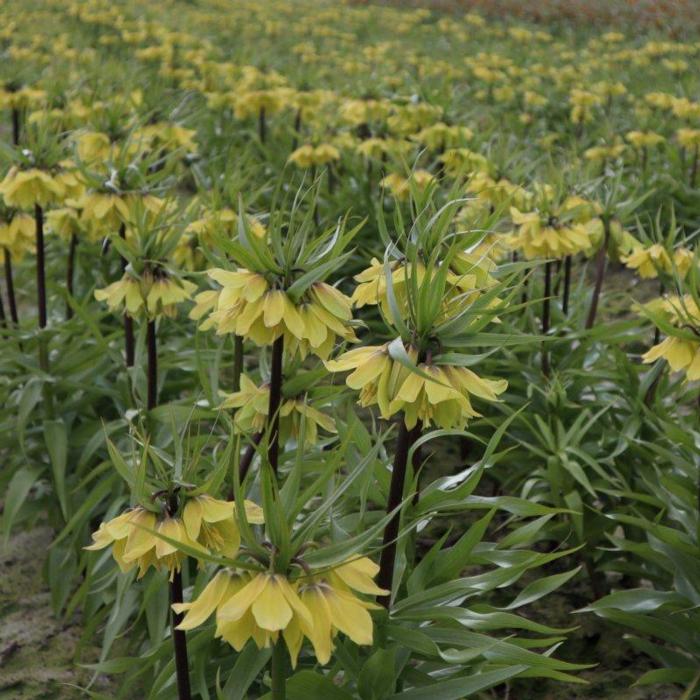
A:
[[1, 1, 699, 698]]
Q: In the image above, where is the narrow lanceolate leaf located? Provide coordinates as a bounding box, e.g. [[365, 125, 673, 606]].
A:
[[2, 466, 41, 543], [501, 567, 582, 610], [105, 434, 135, 488], [44, 419, 69, 520], [260, 670, 354, 700], [220, 646, 272, 700], [387, 665, 529, 699]]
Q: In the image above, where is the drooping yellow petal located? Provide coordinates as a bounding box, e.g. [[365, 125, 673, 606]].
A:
[[300, 586, 333, 664], [251, 575, 293, 631], [199, 495, 235, 523], [182, 497, 204, 540], [332, 558, 387, 596], [175, 570, 233, 630], [122, 509, 157, 561], [324, 345, 381, 372], [346, 352, 390, 390], [325, 589, 373, 645], [263, 291, 286, 328], [218, 573, 269, 623]]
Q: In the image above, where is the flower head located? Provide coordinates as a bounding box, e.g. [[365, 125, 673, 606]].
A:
[[0, 212, 35, 260], [625, 131, 664, 149], [622, 243, 672, 279], [86, 495, 264, 578], [85, 507, 202, 579], [173, 556, 385, 666], [288, 144, 340, 169], [194, 269, 356, 358], [0, 167, 65, 209], [509, 201, 594, 260], [46, 207, 85, 241], [95, 267, 196, 319], [325, 342, 506, 429], [182, 495, 264, 558], [221, 376, 337, 446], [641, 295, 700, 382]]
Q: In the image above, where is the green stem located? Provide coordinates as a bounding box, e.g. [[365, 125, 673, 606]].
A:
[[271, 640, 287, 700], [541, 261, 551, 377], [171, 569, 193, 700], [35, 205, 54, 419], [4, 247, 18, 325], [232, 334, 243, 392], [562, 255, 572, 316], [147, 319, 158, 410], [11, 107, 20, 145], [119, 223, 135, 367], [377, 418, 421, 608], [66, 233, 77, 320], [35, 205, 47, 330], [258, 106, 266, 144], [585, 219, 610, 330], [291, 107, 302, 152], [267, 335, 284, 475]]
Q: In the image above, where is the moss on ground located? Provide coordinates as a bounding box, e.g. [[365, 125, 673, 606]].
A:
[[0, 527, 109, 699]]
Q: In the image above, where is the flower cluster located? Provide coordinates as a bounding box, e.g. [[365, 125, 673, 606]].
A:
[[642, 295, 700, 382], [86, 496, 264, 578], [221, 376, 337, 446], [326, 343, 507, 429], [174, 558, 386, 665], [192, 270, 357, 358]]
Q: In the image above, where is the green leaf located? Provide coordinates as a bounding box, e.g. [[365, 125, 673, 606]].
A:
[[581, 589, 688, 614], [358, 648, 397, 700], [409, 510, 495, 592], [286, 251, 353, 301], [268, 670, 355, 700], [387, 665, 528, 699], [44, 419, 69, 520], [385, 624, 440, 657], [221, 645, 271, 700], [17, 377, 43, 451], [635, 668, 698, 687], [2, 466, 41, 543], [106, 434, 135, 488], [502, 567, 582, 610], [52, 473, 117, 547]]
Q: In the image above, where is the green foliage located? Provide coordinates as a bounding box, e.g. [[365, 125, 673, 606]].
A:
[[0, 1, 699, 699]]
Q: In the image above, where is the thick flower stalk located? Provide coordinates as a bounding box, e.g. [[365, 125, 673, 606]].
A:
[[0, 161, 68, 415], [510, 191, 602, 365], [90, 194, 157, 361], [0, 211, 34, 325], [87, 483, 262, 700], [46, 206, 85, 318], [0, 83, 46, 144]]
